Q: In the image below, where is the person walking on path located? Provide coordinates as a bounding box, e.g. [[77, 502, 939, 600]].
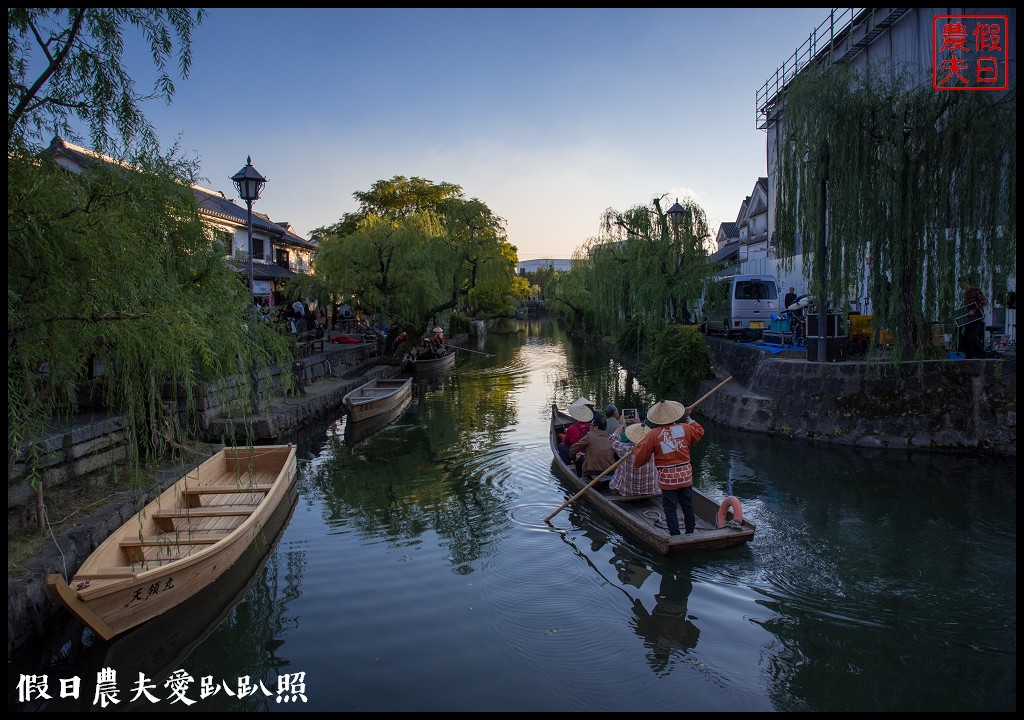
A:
[[632, 400, 704, 535]]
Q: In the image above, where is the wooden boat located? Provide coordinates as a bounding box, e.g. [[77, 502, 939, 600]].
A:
[[47, 444, 298, 641], [549, 404, 755, 554], [343, 376, 412, 422], [403, 347, 456, 374], [345, 393, 413, 446]]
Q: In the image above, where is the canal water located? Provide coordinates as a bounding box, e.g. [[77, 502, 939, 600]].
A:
[[11, 318, 1016, 712]]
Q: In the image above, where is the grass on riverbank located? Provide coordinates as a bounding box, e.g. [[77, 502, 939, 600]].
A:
[[7, 442, 218, 579]]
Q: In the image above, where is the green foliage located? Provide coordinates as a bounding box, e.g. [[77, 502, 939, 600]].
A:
[[8, 8, 206, 153], [551, 195, 714, 345], [7, 149, 295, 477], [640, 325, 715, 398], [521, 266, 560, 300], [614, 316, 647, 360], [310, 176, 524, 333], [775, 64, 1016, 358]]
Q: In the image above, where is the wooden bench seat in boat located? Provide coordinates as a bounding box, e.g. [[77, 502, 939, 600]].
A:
[[184, 484, 272, 506], [119, 533, 229, 562], [152, 506, 254, 532]]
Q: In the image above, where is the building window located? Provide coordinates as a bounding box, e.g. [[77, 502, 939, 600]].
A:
[[252, 237, 264, 260], [276, 248, 290, 268]]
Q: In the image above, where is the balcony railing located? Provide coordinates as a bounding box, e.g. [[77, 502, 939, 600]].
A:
[[756, 8, 862, 130]]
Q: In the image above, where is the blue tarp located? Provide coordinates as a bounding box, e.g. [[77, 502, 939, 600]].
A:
[[739, 342, 795, 355]]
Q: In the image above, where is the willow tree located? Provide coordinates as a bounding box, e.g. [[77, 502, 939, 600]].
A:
[[8, 8, 298, 497], [311, 176, 527, 339], [775, 64, 1016, 357], [8, 149, 295, 483], [8, 8, 205, 154], [554, 195, 712, 357]]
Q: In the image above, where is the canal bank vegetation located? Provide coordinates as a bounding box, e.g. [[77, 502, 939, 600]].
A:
[[775, 64, 1016, 360], [8, 10, 296, 532], [304, 176, 530, 346], [9, 9, 303, 544], [549, 195, 716, 397]]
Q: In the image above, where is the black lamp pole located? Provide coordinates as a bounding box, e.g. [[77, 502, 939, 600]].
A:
[[231, 157, 268, 412], [817, 142, 829, 363], [231, 157, 267, 307]]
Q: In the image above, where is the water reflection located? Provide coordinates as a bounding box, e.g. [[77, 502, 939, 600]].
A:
[[631, 571, 700, 674], [10, 317, 1014, 712]]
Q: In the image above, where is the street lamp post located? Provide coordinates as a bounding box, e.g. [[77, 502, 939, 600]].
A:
[[231, 157, 267, 414], [231, 157, 267, 307], [666, 199, 686, 323]]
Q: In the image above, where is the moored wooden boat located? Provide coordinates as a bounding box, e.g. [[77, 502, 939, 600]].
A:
[[549, 404, 755, 554], [47, 444, 298, 641], [345, 393, 413, 446], [403, 347, 456, 374], [343, 376, 413, 422]]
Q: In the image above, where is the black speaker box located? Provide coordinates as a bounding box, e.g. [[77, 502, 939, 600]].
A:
[[805, 337, 844, 362], [805, 313, 844, 338]]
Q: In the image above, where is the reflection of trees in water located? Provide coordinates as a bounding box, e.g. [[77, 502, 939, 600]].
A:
[[306, 380, 518, 571], [177, 542, 307, 711]]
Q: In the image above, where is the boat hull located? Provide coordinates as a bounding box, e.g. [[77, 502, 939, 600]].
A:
[[47, 445, 298, 640], [343, 377, 413, 422], [549, 405, 755, 554], [404, 349, 456, 374]]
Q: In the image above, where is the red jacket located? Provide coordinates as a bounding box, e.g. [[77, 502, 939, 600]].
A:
[[561, 421, 590, 447], [632, 420, 704, 489]]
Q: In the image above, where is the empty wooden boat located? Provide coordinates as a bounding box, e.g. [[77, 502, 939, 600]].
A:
[[47, 444, 298, 641], [343, 376, 413, 422]]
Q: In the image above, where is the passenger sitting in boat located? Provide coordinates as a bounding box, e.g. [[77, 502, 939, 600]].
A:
[[570, 414, 615, 481], [558, 404, 592, 469], [608, 423, 660, 497]]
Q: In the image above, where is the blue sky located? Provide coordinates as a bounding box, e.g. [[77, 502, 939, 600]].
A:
[[124, 8, 830, 260]]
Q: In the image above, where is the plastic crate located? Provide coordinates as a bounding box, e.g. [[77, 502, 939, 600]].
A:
[[769, 319, 790, 333], [848, 314, 872, 337]]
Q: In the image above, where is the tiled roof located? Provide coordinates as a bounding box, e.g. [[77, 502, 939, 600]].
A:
[[192, 185, 287, 236], [718, 222, 739, 239], [710, 244, 739, 264], [45, 137, 317, 249], [227, 258, 296, 280]]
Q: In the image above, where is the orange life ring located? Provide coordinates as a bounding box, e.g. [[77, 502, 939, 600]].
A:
[[716, 496, 744, 528]]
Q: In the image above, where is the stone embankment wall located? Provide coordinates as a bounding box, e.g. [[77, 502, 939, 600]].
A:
[[8, 416, 128, 538], [697, 338, 1016, 455]]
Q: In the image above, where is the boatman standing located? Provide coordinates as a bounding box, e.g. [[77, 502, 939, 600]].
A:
[[631, 400, 704, 535]]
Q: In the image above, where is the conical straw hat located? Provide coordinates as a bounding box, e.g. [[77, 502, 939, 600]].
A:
[[568, 404, 594, 422], [624, 423, 650, 444], [646, 400, 685, 426]]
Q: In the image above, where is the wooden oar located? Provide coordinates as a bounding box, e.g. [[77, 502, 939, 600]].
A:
[[544, 450, 634, 522], [447, 345, 494, 357], [544, 375, 733, 523]]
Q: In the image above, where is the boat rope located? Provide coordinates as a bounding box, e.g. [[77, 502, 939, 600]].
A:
[[643, 509, 667, 529], [42, 503, 70, 582]]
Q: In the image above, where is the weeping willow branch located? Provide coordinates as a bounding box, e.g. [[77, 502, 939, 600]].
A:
[[775, 64, 1015, 358]]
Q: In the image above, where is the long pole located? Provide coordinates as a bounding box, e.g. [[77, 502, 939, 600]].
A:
[[817, 142, 829, 363], [544, 376, 733, 523], [446, 345, 494, 357], [246, 199, 260, 414], [247, 199, 255, 307]]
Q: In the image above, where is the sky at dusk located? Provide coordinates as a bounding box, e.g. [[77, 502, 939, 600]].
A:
[[118, 8, 832, 260]]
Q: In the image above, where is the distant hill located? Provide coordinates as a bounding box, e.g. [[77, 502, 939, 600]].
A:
[[517, 258, 572, 274]]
